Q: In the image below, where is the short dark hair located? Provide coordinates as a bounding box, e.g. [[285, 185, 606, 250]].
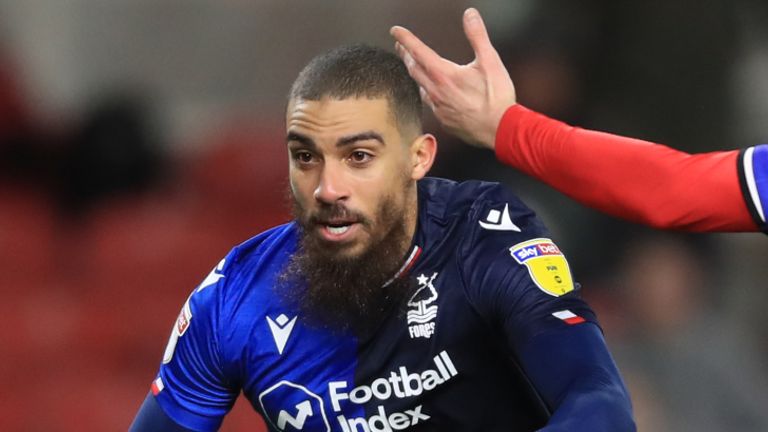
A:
[[288, 44, 422, 134]]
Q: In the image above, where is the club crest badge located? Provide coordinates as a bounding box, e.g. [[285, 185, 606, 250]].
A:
[[509, 238, 574, 297], [406, 272, 439, 339]]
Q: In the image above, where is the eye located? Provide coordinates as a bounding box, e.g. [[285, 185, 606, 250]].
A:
[[292, 150, 316, 165], [349, 150, 373, 164]]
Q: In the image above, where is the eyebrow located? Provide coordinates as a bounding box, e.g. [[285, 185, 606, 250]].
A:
[[286, 132, 316, 149], [337, 131, 385, 147], [286, 131, 385, 149]]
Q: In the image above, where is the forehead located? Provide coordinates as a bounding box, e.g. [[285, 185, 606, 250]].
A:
[[286, 97, 395, 136]]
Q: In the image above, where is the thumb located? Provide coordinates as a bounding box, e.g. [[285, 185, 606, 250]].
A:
[[462, 8, 495, 63]]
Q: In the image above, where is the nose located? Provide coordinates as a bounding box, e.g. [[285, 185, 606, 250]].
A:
[[313, 161, 350, 204]]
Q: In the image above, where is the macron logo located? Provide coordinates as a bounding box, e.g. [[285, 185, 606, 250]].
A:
[[267, 314, 298, 355], [479, 204, 521, 232]]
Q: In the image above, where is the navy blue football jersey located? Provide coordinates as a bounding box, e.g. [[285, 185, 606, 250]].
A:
[[148, 177, 631, 431]]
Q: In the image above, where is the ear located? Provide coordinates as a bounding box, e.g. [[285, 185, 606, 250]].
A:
[[409, 133, 437, 180]]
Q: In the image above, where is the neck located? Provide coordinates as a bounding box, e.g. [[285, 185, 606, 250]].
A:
[[400, 182, 420, 259]]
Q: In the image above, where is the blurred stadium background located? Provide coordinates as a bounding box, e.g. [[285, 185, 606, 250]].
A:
[[1, 1, 767, 430]]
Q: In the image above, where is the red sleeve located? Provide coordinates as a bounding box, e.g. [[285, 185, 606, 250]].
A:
[[494, 104, 759, 232]]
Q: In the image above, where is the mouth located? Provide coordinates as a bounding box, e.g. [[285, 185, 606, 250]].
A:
[[327, 225, 351, 235], [316, 220, 360, 242]]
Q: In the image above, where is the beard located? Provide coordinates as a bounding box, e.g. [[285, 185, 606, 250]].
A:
[[279, 186, 415, 336]]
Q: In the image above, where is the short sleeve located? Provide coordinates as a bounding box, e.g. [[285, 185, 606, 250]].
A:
[[152, 255, 239, 431]]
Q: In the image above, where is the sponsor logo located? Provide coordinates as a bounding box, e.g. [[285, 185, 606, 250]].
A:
[[267, 314, 298, 355], [278, 401, 313, 431], [337, 405, 429, 432], [259, 381, 331, 432], [479, 203, 521, 232], [331, 351, 457, 431], [509, 238, 575, 297], [329, 351, 458, 410], [260, 351, 458, 431], [406, 273, 439, 339]]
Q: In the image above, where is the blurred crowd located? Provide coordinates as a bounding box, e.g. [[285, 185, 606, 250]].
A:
[[0, 52, 288, 430], [1, 1, 768, 431]]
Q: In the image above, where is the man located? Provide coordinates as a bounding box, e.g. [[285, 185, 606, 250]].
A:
[[130, 45, 634, 431], [390, 8, 767, 234]]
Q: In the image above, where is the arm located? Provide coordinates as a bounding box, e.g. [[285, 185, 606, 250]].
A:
[[130, 393, 195, 432], [461, 192, 635, 430], [517, 323, 635, 431], [497, 104, 759, 232], [495, 252, 635, 431], [130, 258, 238, 432], [391, 8, 765, 233]]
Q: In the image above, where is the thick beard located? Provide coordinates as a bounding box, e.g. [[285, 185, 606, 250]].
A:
[[279, 186, 415, 336]]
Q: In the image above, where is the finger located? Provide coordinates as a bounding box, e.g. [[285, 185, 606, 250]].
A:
[[462, 8, 497, 63], [394, 41, 407, 61], [390, 25, 446, 73], [397, 43, 439, 96], [420, 86, 436, 112]]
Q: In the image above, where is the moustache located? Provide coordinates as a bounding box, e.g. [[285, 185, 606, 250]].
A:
[[306, 203, 371, 228]]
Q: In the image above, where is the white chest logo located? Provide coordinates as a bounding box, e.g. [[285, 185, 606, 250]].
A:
[[407, 272, 439, 339], [259, 381, 330, 432], [267, 314, 298, 355]]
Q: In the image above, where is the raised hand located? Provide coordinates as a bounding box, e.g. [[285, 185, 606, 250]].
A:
[[390, 8, 516, 150]]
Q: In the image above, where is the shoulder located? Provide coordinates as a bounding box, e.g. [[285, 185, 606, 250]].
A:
[[419, 177, 549, 246], [419, 177, 529, 216], [423, 181, 593, 345], [185, 221, 299, 322], [171, 222, 299, 361], [227, 222, 299, 271], [213, 222, 299, 290], [423, 178, 578, 303]]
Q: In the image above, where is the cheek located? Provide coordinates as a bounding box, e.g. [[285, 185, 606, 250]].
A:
[[368, 180, 408, 223], [289, 171, 315, 204]]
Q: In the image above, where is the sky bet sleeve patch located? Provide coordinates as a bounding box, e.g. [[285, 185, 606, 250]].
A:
[[509, 238, 575, 297]]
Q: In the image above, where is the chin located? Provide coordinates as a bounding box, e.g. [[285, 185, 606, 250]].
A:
[[328, 243, 369, 261], [313, 234, 371, 258]]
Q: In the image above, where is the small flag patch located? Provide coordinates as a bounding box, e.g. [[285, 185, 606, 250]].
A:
[[151, 377, 164, 396], [552, 310, 585, 325]]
